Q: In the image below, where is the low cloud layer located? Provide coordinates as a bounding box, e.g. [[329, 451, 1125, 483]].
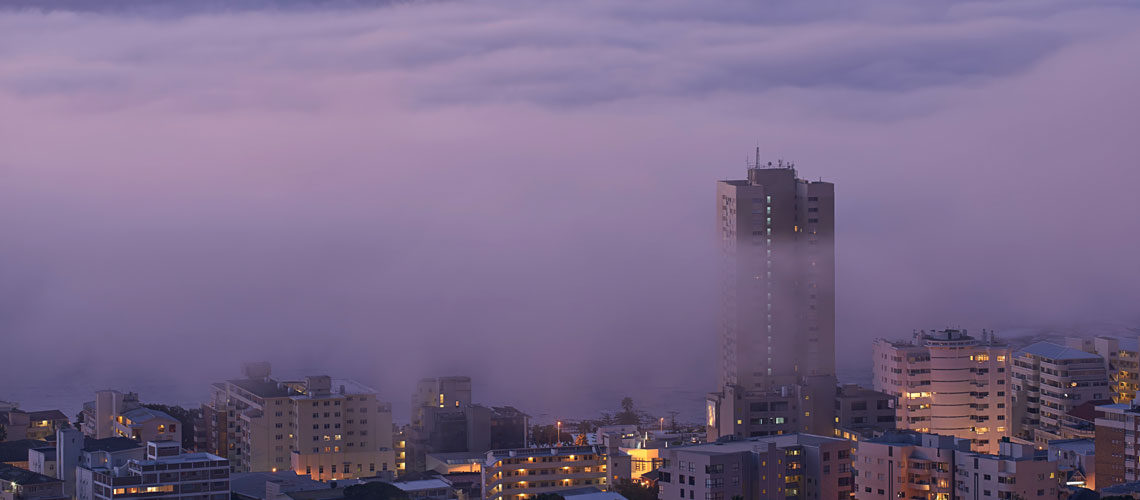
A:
[[1, 0, 1139, 420]]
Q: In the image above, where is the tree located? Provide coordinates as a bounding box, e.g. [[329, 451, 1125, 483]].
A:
[[74, 411, 85, 430], [616, 398, 639, 426], [621, 398, 634, 414], [614, 481, 657, 500], [343, 482, 409, 500], [0, 424, 6, 442], [531, 424, 560, 446]]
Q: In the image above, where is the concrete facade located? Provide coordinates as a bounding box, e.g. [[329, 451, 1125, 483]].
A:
[[658, 434, 853, 500], [873, 329, 1012, 454], [707, 162, 837, 442], [201, 365, 395, 481], [1010, 342, 1110, 448], [77, 441, 229, 500], [481, 445, 629, 500]]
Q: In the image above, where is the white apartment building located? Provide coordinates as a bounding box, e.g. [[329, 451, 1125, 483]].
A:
[[203, 364, 395, 481], [77, 441, 229, 500], [1010, 342, 1110, 447], [873, 329, 1011, 454]]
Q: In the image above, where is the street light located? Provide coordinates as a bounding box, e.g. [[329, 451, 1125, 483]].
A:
[[556, 421, 562, 446], [659, 417, 664, 432]]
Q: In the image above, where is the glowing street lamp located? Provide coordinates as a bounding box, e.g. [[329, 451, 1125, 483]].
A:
[[556, 421, 562, 446]]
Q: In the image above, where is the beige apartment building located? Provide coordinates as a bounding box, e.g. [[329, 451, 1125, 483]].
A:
[[1010, 342, 1110, 447], [872, 329, 1011, 454], [707, 161, 838, 441], [203, 363, 395, 481], [480, 445, 630, 500], [81, 391, 179, 444]]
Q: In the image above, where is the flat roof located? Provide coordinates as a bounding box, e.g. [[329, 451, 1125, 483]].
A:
[[122, 407, 176, 423], [1016, 342, 1101, 361], [231, 471, 326, 499], [228, 379, 295, 398], [669, 434, 845, 456], [1049, 439, 1095, 454], [0, 463, 62, 485], [134, 452, 226, 466], [390, 479, 450, 492], [0, 439, 50, 463], [84, 437, 143, 453]]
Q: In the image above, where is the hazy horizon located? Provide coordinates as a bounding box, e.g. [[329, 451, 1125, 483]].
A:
[[2, 0, 1139, 425]]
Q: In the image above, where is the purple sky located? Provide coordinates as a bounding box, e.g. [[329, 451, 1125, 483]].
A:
[[2, 0, 1139, 421]]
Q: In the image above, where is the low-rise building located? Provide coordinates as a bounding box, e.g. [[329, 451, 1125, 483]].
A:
[[0, 411, 69, 443], [1047, 439, 1095, 490], [0, 464, 67, 500], [76, 441, 229, 500], [230, 471, 326, 500], [657, 434, 853, 500], [25, 449, 55, 479], [481, 445, 629, 500], [426, 452, 483, 474], [388, 479, 453, 500], [0, 441, 49, 470], [80, 391, 179, 444], [1011, 342, 1110, 447]]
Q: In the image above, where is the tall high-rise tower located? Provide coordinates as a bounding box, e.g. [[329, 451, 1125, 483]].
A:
[[707, 158, 837, 440]]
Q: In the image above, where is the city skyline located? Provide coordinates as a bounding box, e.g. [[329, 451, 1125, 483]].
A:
[[3, 0, 1140, 434]]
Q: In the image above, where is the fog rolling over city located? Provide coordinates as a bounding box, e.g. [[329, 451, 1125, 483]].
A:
[[1, 0, 1139, 422]]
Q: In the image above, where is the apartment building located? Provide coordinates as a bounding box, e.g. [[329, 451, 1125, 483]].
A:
[[1067, 336, 1140, 404], [1047, 439, 1095, 490], [873, 329, 1011, 454], [408, 377, 528, 474], [76, 441, 229, 500], [708, 162, 838, 441], [1010, 342, 1110, 447], [0, 411, 69, 443], [854, 431, 1061, 500], [658, 434, 853, 500], [201, 363, 395, 481], [834, 385, 895, 439], [480, 445, 630, 500], [80, 391, 179, 444], [854, 431, 966, 500], [953, 442, 1061, 500], [1094, 401, 1140, 489]]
